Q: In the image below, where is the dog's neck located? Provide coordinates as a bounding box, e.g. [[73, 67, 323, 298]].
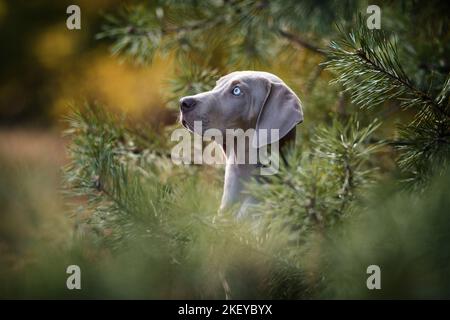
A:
[[219, 128, 296, 214]]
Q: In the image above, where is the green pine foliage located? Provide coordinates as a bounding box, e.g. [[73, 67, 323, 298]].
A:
[[96, 0, 360, 64], [54, 0, 450, 298], [321, 169, 450, 299], [247, 118, 381, 240], [324, 16, 450, 187], [61, 102, 382, 298], [63, 104, 319, 298]]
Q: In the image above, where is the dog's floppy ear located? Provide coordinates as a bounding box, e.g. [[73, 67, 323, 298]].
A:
[[252, 80, 303, 148]]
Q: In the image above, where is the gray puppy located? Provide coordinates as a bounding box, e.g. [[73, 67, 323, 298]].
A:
[[180, 71, 303, 217]]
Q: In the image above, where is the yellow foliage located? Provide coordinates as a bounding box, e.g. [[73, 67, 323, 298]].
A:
[[34, 25, 81, 69], [52, 51, 175, 119]]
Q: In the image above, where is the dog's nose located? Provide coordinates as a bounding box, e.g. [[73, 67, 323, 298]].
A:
[[180, 97, 197, 112]]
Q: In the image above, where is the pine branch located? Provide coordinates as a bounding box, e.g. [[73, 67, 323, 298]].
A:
[[277, 28, 324, 55], [97, 1, 344, 66], [247, 117, 381, 238], [323, 18, 450, 118], [63, 104, 177, 248], [323, 17, 450, 186], [355, 49, 450, 118]]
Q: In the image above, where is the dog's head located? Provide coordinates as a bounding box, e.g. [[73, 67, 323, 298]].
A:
[[179, 71, 303, 148]]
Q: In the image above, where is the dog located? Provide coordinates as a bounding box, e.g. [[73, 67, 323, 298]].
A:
[[179, 71, 303, 218]]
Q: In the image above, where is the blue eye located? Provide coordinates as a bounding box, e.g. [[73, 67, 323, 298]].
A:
[[232, 86, 241, 96]]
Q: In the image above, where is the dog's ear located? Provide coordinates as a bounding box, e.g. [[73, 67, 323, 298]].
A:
[[252, 80, 303, 148]]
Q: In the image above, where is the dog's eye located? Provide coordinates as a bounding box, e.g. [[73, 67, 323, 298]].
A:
[[232, 86, 242, 96]]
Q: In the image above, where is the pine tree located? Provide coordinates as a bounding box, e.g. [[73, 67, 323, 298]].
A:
[[62, 1, 450, 298]]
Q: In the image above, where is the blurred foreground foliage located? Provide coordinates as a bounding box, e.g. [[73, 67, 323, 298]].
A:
[[61, 104, 328, 298], [1, 104, 450, 299], [322, 170, 450, 299], [1, 103, 382, 298]]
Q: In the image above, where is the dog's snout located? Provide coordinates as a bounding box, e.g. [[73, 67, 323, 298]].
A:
[[180, 97, 197, 112]]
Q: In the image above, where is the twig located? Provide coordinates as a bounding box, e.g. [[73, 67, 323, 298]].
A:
[[277, 28, 325, 56]]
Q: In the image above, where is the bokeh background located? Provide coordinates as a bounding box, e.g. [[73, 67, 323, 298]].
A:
[[0, 0, 175, 274]]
